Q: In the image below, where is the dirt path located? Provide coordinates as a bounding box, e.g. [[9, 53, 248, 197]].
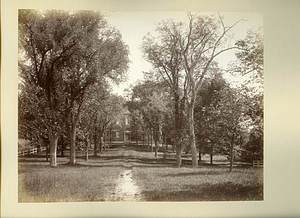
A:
[[109, 169, 143, 201], [107, 146, 143, 201]]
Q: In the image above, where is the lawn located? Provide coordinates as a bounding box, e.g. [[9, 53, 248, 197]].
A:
[[18, 165, 123, 202], [18, 144, 263, 202], [18, 147, 125, 202], [132, 166, 263, 201]]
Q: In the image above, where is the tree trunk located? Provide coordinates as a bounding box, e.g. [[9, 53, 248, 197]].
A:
[[46, 146, 49, 162], [163, 137, 167, 159], [151, 133, 153, 153], [102, 131, 105, 150], [174, 92, 182, 167], [229, 133, 235, 172], [210, 144, 213, 165], [198, 143, 202, 164], [61, 144, 64, 157], [49, 133, 59, 167], [94, 127, 98, 156], [103, 131, 107, 149], [229, 143, 233, 172], [85, 135, 89, 161], [155, 120, 162, 157], [100, 136, 103, 152], [188, 102, 198, 168], [154, 140, 158, 157], [176, 143, 182, 167], [229, 136, 235, 172], [147, 132, 150, 151], [60, 136, 64, 157], [136, 128, 138, 145], [109, 129, 112, 148], [70, 121, 76, 165], [165, 137, 167, 151], [143, 133, 145, 147]]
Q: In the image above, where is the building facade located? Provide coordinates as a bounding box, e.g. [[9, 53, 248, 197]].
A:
[[106, 110, 131, 143]]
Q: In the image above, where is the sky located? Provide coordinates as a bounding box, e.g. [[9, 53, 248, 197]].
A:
[[104, 12, 263, 95]]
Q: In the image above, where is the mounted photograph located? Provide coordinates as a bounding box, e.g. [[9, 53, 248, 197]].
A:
[[18, 9, 263, 202]]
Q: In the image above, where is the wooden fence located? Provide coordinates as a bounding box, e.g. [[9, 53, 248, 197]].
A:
[[253, 160, 263, 168], [18, 147, 47, 157]]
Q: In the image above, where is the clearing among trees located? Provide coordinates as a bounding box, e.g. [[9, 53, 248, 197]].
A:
[[18, 143, 263, 202]]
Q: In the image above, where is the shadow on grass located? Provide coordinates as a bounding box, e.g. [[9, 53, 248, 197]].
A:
[[180, 158, 253, 169], [18, 158, 50, 163], [57, 162, 126, 169], [19, 143, 253, 170], [142, 182, 263, 201], [161, 171, 229, 177]]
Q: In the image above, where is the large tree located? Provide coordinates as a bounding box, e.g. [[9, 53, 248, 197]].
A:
[[18, 10, 129, 166], [64, 25, 129, 164], [141, 20, 188, 166], [216, 86, 251, 172], [143, 92, 169, 157], [141, 13, 243, 167], [20, 10, 80, 165], [78, 82, 108, 159], [227, 26, 264, 162], [129, 78, 171, 157], [194, 72, 228, 164], [18, 79, 50, 155]]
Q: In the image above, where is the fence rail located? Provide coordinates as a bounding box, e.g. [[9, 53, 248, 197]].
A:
[[253, 160, 263, 168], [18, 147, 47, 157]]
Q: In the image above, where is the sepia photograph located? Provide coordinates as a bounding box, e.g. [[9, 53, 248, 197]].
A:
[[2, 0, 300, 217], [18, 9, 263, 202]]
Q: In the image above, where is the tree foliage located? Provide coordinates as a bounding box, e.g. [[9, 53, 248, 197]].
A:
[[194, 72, 228, 164], [227, 26, 264, 162], [80, 84, 126, 156], [141, 12, 243, 167], [229, 27, 263, 79], [18, 9, 129, 166], [129, 78, 171, 157], [195, 77, 255, 170]]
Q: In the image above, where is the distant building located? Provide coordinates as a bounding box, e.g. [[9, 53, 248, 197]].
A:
[[106, 109, 131, 143]]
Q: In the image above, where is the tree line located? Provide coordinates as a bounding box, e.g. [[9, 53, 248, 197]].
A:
[[18, 10, 263, 170], [18, 9, 129, 166], [128, 13, 263, 170]]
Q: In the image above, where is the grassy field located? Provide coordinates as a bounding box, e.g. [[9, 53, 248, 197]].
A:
[[18, 144, 263, 202], [18, 147, 126, 202], [133, 167, 263, 201], [19, 165, 123, 202]]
